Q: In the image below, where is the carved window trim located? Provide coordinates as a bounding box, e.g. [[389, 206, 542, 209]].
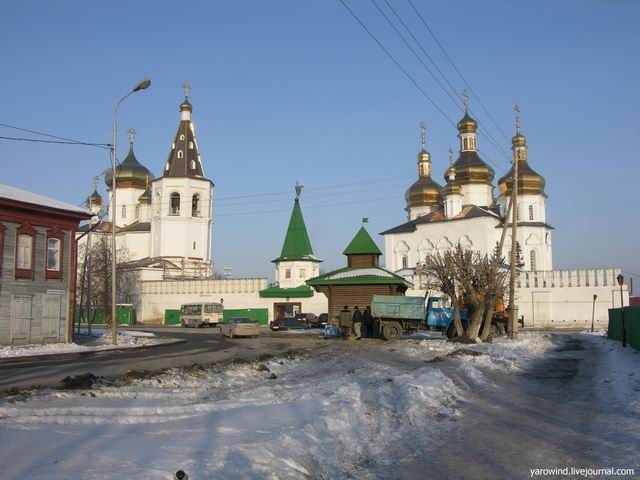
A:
[[45, 227, 64, 280], [0, 223, 5, 274], [15, 222, 36, 280]]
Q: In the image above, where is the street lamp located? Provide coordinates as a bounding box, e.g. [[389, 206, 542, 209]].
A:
[[616, 273, 626, 348], [110, 79, 150, 345], [591, 294, 597, 333]]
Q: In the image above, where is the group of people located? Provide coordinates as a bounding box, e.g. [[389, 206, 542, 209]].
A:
[[338, 305, 375, 340]]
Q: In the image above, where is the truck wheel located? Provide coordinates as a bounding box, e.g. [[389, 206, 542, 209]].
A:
[[382, 322, 402, 341]]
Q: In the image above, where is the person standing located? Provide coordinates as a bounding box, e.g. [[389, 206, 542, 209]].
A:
[[352, 306, 362, 340], [339, 305, 352, 340], [362, 306, 373, 338]]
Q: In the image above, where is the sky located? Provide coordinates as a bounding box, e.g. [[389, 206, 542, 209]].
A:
[[1, 0, 638, 283]]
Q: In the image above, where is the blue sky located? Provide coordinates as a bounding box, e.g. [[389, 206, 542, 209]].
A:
[[1, 0, 638, 283]]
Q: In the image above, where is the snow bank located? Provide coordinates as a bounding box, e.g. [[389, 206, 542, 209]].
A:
[[0, 331, 160, 359]]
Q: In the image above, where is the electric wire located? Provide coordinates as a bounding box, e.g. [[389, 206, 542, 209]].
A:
[[406, 0, 511, 142], [0, 122, 111, 150]]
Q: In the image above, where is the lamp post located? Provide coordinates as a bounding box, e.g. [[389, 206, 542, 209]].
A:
[[591, 294, 597, 333], [110, 79, 150, 345], [616, 273, 626, 348]]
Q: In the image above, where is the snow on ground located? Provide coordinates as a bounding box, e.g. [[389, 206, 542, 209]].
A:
[[0, 330, 165, 359], [0, 333, 569, 479]]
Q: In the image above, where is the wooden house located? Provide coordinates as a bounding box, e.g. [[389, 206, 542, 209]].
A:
[[0, 183, 90, 345], [306, 224, 412, 321]]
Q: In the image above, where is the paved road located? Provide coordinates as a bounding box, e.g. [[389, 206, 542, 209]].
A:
[[0, 327, 324, 392]]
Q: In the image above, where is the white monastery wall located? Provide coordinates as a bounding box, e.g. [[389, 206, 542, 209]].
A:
[[138, 278, 328, 323], [275, 260, 321, 289]]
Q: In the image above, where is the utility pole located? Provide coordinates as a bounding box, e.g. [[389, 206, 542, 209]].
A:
[[508, 103, 521, 339]]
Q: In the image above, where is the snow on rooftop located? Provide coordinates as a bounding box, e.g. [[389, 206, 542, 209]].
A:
[[0, 183, 89, 215], [327, 268, 394, 280]]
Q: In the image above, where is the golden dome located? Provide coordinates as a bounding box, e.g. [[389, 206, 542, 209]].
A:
[[138, 188, 152, 204], [86, 188, 103, 207], [104, 144, 154, 190], [405, 176, 443, 208], [498, 133, 546, 197], [457, 113, 478, 133], [447, 151, 495, 185]]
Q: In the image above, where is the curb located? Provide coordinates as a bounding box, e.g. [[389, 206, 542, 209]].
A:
[[0, 338, 187, 366]]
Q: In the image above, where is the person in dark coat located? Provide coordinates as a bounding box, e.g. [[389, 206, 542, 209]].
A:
[[339, 305, 352, 340], [362, 306, 373, 338], [351, 305, 362, 340]]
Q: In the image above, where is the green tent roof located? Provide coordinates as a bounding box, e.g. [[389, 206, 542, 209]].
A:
[[273, 199, 321, 263], [259, 285, 315, 298], [306, 266, 412, 287], [342, 226, 382, 256]]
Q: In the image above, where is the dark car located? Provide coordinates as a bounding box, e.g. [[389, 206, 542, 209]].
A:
[[294, 313, 322, 328], [318, 313, 328, 326], [269, 316, 310, 330]]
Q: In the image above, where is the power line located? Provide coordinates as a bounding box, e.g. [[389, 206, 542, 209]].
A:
[[0, 122, 111, 150], [336, 0, 457, 128], [0, 135, 110, 149], [379, 0, 512, 162], [406, 0, 511, 143]]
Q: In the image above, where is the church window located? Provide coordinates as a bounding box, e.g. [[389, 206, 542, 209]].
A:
[[135, 205, 139, 218], [170, 193, 181, 215], [189, 141, 194, 149], [462, 138, 468, 150], [122, 205, 126, 219], [402, 256, 408, 268], [530, 250, 537, 271], [179, 134, 185, 141], [529, 205, 534, 221], [193, 242, 196, 250], [192, 194, 200, 217], [285, 269, 291, 279], [165, 163, 170, 171], [299, 269, 306, 278], [190, 160, 196, 170], [177, 150, 184, 159]]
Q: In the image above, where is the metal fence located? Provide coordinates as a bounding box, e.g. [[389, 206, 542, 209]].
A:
[[608, 306, 640, 350]]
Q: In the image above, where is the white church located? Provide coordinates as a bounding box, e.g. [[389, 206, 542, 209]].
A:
[[80, 84, 214, 281], [381, 98, 627, 328]]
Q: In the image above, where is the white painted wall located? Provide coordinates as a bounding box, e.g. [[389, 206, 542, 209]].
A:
[[138, 278, 328, 324], [459, 183, 493, 208], [108, 187, 145, 227], [275, 260, 321, 289]]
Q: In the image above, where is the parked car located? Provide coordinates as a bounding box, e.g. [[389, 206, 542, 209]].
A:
[[269, 316, 310, 331], [294, 313, 322, 328], [220, 317, 260, 338], [318, 313, 328, 326]]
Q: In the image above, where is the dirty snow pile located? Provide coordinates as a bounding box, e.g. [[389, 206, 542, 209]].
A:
[[0, 333, 558, 479], [0, 330, 162, 359]]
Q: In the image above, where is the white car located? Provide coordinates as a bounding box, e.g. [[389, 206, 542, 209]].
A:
[[220, 317, 260, 338]]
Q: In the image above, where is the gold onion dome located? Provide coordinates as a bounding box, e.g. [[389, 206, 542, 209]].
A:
[[104, 143, 154, 190], [138, 188, 152, 204], [498, 132, 546, 197], [457, 112, 478, 133], [405, 148, 443, 208], [86, 188, 103, 207]]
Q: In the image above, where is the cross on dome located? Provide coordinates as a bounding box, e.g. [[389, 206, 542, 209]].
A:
[[448, 146, 454, 164], [420, 121, 426, 149], [183, 80, 191, 99], [463, 88, 469, 113], [295, 181, 303, 199], [514, 102, 521, 133], [127, 127, 136, 144]]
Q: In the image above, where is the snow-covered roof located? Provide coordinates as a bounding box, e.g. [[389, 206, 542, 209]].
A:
[[0, 183, 89, 215], [327, 268, 394, 280]]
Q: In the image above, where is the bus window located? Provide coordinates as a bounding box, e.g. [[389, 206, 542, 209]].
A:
[[205, 304, 222, 314]]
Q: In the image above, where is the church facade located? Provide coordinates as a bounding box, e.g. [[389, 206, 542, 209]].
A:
[[382, 102, 552, 275], [79, 86, 214, 281]]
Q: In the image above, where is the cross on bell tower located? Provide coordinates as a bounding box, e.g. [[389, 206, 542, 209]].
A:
[[127, 127, 136, 145], [182, 81, 191, 99]]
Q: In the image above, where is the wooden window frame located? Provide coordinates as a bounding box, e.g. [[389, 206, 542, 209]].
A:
[[45, 227, 64, 280], [15, 222, 36, 280]]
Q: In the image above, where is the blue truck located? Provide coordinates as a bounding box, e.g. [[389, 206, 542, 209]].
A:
[[371, 294, 468, 340]]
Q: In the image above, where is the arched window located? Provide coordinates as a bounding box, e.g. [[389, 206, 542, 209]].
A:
[[179, 134, 185, 141], [190, 159, 196, 170], [402, 256, 408, 268], [529, 205, 534, 221], [462, 138, 468, 150], [121, 205, 126, 219], [530, 250, 537, 271], [192, 194, 200, 217], [170, 193, 180, 215], [189, 141, 194, 149], [177, 150, 184, 159]]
